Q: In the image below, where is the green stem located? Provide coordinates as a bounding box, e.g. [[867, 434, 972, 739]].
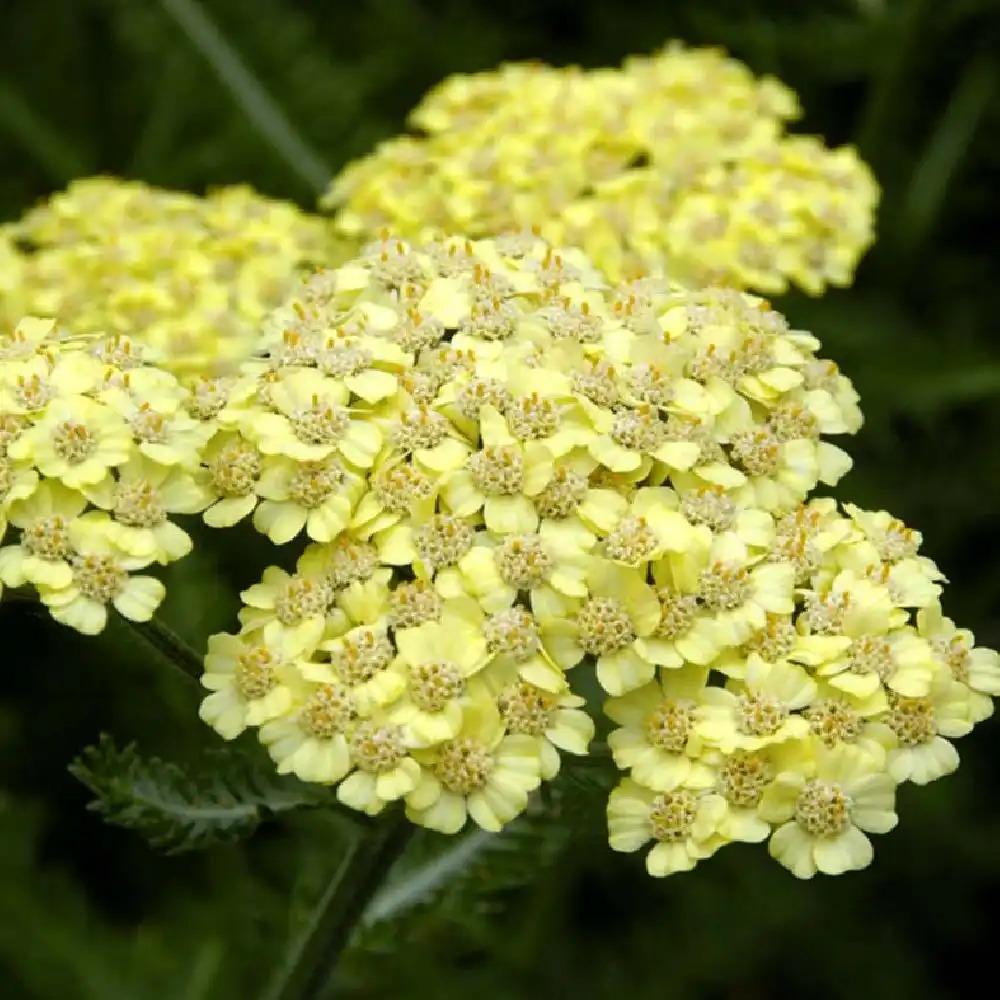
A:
[[0, 80, 90, 182], [261, 815, 414, 1000], [124, 615, 204, 685]]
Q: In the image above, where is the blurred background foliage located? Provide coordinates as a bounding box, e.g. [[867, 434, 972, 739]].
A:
[[2, 0, 1000, 998]]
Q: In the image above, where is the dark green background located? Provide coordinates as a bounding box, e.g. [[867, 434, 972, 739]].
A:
[[2, 1, 1000, 998]]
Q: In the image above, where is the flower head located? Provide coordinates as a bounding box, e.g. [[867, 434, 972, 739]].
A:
[[324, 45, 877, 295]]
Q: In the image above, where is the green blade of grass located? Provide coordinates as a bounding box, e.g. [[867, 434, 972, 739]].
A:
[[0, 81, 89, 182], [898, 54, 995, 255], [157, 0, 331, 194]]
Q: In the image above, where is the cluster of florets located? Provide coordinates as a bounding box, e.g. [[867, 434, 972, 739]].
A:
[[323, 44, 878, 295], [6, 233, 995, 879], [0, 317, 218, 633], [187, 232, 992, 877], [0, 177, 335, 377], [605, 499, 999, 877]]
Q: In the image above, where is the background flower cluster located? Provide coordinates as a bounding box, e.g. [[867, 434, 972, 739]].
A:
[[324, 44, 878, 295], [0, 178, 335, 377]]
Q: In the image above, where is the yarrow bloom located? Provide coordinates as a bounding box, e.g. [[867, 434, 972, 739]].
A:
[[0, 318, 217, 631], [322, 44, 878, 295], [4, 220, 995, 881], [0, 178, 336, 376], [140, 228, 991, 870]]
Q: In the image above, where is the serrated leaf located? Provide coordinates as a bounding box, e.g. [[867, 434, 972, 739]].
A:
[[350, 754, 616, 958], [69, 734, 332, 854]]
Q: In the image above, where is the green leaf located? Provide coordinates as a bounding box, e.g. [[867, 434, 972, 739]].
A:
[[898, 54, 996, 256], [69, 734, 332, 854], [351, 756, 616, 947], [156, 0, 331, 194]]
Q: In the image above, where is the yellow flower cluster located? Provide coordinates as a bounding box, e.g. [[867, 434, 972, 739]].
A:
[[0, 316, 217, 634], [606, 499, 999, 878], [6, 232, 992, 877], [193, 231, 891, 845], [323, 44, 878, 294], [0, 177, 335, 378]]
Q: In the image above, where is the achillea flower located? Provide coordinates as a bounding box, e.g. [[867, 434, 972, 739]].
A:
[[385, 615, 489, 746], [9, 394, 132, 491], [696, 654, 816, 753], [760, 744, 897, 878], [181, 234, 879, 850], [323, 44, 877, 295], [238, 565, 333, 647], [40, 516, 166, 636], [489, 672, 593, 779], [406, 699, 544, 833], [337, 716, 424, 816], [604, 666, 716, 791], [0, 479, 84, 589], [199, 630, 301, 740], [608, 778, 729, 877], [1, 178, 336, 377], [0, 319, 215, 634], [0, 228, 967, 873], [258, 681, 356, 784]]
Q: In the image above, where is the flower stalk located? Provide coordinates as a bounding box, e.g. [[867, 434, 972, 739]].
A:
[[261, 814, 414, 1000], [126, 616, 205, 684]]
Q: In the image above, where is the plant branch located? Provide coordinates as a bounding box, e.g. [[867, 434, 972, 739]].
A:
[[261, 814, 414, 1000], [123, 615, 204, 685]]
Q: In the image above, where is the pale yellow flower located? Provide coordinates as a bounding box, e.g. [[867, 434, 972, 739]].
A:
[[0, 348, 99, 413], [869, 677, 977, 786], [918, 601, 1000, 721], [246, 368, 383, 468], [238, 564, 332, 651], [406, 699, 543, 833], [199, 630, 300, 740], [696, 654, 815, 753], [534, 561, 661, 694], [815, 623, 935, 701], [336, 715, 426, 816], [10, 395, 131, 490], [200, 430, 263, 528], [253, 455, 363, 544], [259, 682, 355, 784], [489, 670, 593, 778], [0, 478, 85, 589], [760, 743, 897, 879], [607, 778, 729, 877], [441, 405, 554, 534], [605, 666, 716, 791], [40, 518, 164, 636], [102, 454, 211, 563], [386, 613, 489, 746]]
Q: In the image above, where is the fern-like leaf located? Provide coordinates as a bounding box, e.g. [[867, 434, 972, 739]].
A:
[[350, 754, 616, 959], [69, 734, 332, 854]]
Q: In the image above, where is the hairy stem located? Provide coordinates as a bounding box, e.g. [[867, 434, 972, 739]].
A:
[[262, 815, 414, 1000]]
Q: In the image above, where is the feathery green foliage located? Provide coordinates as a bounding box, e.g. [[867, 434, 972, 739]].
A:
[[69, 735, 333, 853]]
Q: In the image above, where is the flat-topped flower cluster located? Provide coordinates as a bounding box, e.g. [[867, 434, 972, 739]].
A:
[[324, 44, 878, 295], [0, 230, 966, 878], [3, 233, 996, 877], [1, 177, 334, 378]]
